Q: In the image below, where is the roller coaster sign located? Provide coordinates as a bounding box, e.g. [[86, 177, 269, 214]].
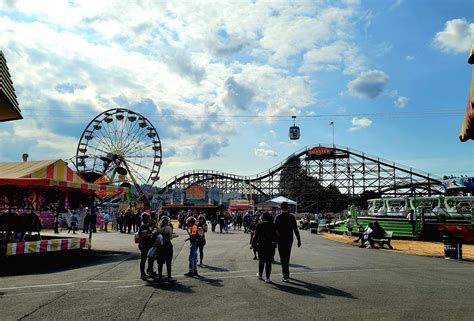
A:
[[307, 147, 333, 156]]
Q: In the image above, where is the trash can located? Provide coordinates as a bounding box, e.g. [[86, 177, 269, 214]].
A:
[[443, 236, 463, 260]]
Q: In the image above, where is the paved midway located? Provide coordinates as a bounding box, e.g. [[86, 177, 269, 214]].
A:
[[1, 226, 473, 320]]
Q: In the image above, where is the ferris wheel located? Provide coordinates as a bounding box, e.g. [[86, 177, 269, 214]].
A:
[[75, 108, 162, 202]]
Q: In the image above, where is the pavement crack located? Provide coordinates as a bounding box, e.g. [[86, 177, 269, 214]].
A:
[[86, 253, 134, 281], [18, 292, 68, 320], [137, 289, 155, 321]]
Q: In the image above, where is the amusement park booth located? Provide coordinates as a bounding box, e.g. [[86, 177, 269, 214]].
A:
[[0, 159, 127, 257], [160, 184, 223, 217]]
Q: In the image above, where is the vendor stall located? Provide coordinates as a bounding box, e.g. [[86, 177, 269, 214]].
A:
[[0, 159, 127, 257]]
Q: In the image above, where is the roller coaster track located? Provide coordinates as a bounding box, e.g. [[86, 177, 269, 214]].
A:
[[158, 144, 444, 205]]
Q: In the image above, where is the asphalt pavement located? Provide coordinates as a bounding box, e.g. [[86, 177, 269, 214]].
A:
[[1, 225, 473, 320]]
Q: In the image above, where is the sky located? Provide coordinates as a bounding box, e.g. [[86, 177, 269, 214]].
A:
[[0, 0, 473, 186]]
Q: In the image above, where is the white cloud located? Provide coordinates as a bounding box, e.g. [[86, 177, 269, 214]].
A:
[[299, 41, 365, 75], [405, 55, 415, 61], [348, 117, 372, 131], [220, 76, 254, 111], [254, 148, 278, 158], [388, 90, 409, 108], [390, 0, 404, 10], [0, 1, 382, 167], [347, 70, 389, 99], [269, 130, 277, 138], [394, 96, 409, 108], [258, 141, 269, 148], [0, 120, 77, 161], [192, 136, 229, 160], [433, 18, 474, 54]]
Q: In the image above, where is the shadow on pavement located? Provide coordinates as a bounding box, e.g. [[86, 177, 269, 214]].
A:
[[146, 281, 195, 294], [0, 250, 134, 276], [273, 261, 312, 270], [197, 276, 224, 287], [200, 264, 229, 272], [272, 278, 356, 299]]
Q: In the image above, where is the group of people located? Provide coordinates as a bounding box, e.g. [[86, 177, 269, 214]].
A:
[[351, 220, 385, 248], [137, 203, 305, 283], [138, 212, 209, 280], [137, 213, 176, 281], [117, 208, 150, 234]]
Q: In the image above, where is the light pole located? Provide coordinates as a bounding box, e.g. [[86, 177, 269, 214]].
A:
[[329, 121, 335, 146]]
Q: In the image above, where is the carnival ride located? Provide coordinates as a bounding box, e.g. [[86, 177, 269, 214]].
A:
[[75, 108, 162, 204], [158, 144, 445, 212], [330, 195, 474, 241]]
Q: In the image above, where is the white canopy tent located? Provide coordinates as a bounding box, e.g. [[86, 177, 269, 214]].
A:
[[255, 196, 298, 213], [269, 196, 297, 205]]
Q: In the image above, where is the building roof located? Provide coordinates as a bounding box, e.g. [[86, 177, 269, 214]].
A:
[[0, 51, 22, 122]]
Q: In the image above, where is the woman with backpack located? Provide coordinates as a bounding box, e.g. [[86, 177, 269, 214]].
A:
[[138, 213, 154, 280], [157, 216, 175, 280], [252, 212, 276, 283]]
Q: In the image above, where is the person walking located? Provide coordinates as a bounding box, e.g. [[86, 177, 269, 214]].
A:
[[83, 211, 90, 233], [252, 212, 276, 283], [407, 209, 416, 236], [68, 211, 78, 234], [197, 215, 208, 266], [103, 212, 110, 232], [90, 210, 97, 233], [224, 212, 230, 233], [218, 211, 225, 233], [138, 213, 154, 280], [274, 202, 301, 282], [236, 211, 243, 231], [157, 216, 175, 280], [346, 217, 354, 237], [184, 217, 199, 277], [125, 209, 132, 234], [314, 213, 320, 234]]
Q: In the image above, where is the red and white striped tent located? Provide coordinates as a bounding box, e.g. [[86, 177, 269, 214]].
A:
[[0, 159, 127, 194]]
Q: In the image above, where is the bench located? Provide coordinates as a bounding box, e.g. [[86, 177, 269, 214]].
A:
[[371, 231, 393, 249]]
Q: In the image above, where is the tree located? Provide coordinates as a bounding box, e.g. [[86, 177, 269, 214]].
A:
[[279, 156, 350, 213]]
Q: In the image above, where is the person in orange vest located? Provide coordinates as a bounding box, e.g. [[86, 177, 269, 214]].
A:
[[184, 217, 200, 277]]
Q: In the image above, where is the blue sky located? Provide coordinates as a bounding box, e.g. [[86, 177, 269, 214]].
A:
[[0, 0, 473, 184]]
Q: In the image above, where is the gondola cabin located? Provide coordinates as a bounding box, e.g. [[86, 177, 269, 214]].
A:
[[289, 116, 300, 140], [289, 126, 300, 140]]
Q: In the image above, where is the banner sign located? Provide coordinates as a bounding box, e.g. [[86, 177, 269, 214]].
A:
[[307, 147, 333, 156], [186, 185, 206, 200]]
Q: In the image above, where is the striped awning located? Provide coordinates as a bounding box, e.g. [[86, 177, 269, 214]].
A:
[[0, 159, 83, 182]]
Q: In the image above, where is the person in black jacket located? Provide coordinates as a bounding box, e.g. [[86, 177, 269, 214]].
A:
[[252, 212, 276, 283], [274, 202, 301, 282], [138, 214, 154, 280]]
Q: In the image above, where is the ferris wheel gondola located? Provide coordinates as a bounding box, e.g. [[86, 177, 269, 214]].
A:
[[75, 108, 162, 204]]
